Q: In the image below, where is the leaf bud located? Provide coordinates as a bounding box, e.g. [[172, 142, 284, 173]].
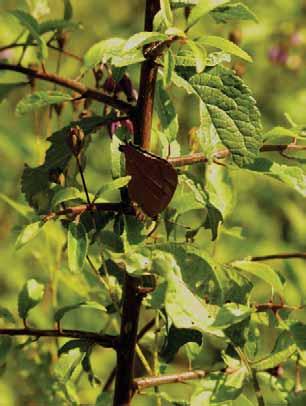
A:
[[67, 125, 85, 156]]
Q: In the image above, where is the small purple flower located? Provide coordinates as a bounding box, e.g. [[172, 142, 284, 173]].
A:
[[268, 45, 288, 65]]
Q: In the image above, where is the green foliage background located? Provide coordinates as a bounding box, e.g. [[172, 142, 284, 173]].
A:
[[0, 0, 305, 405]]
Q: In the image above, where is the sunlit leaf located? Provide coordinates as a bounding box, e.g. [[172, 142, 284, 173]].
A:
[[16, 91, 71, 115], [232, 261, 284, 295], [67, 222, 89, 273], [18, 279, 45, 320], [187, 0, 230, 30], [211, 3, 258, 23], [197, 35, 252, 62], [15, 220, 45, 250], [124, 32, 168, 51]]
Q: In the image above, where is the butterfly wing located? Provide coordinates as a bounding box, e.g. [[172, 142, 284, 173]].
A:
[[121, 144, 178, 217]]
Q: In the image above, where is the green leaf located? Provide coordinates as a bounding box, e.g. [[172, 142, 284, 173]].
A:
[[187, 0, 230, 30], [246, 158, 306, 198], [96, 392, 113, 406], [26, 0, 50, 19], [58, 339, 91, 357], [254, 332, 296, 370], [163, 49, 176, 87], [161, 325, 202, 362], [83, 37, 125, 68], [54, 347, 84, 383], [171, 0, 198, 8], [124, 32, 168, 51], [169, 174, 205, 216], [155, 80, 179, 143], [205, 165, 234, 219], [110, 251, 151, 276], [38, 19, 80, 35], [289, 322, 306, 351], [165, 272, 224, 337], [21, 115, 115, 212], [263, 126, 298, 142], [211, 3, 258, 23], [0, 193, 33, 219], [0, 336, 12, 364], [18, 279, 45, 320], [0, 307, 15, 324], [16, 91, 71, 115], [186, 40, 207, 73], [160, 0, 174, 26], [67, 222, 89, 273], [232, 261, 284, 295], [51, 187, 83, 209], [94, 176, 131, 201], [15, 220, 45, 250], [0, 82, 28, 103], [63, 0, 73, 20], [54, 301, 106, 323], [9, 10, 47, 60], [197, 35, 252, 62], [176, 65, 263, 166], [212, 303, 252, 329], [191, 368, 247, 404]]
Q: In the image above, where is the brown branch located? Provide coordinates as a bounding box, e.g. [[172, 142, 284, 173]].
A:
[[135, 0, 161, 149], [0, 328, 117, 348], [250, 252, 306, 261], [133, 370, 207, 391], [168, 144, 306, 168], [113, 274, 146, 405], [43, 202, 136, 221], [255, 302, 301, 313], [0, 62, 133, 113], [103, 318, 155, 393]]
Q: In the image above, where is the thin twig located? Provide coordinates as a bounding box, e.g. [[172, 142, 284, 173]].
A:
[[250, 252, 306, 261], [0, 62, 133, 113], [168, 144, 306, 168], [43, 202, 136, 222], [133, 370, 207, 391], [0, 328, 117, 348]]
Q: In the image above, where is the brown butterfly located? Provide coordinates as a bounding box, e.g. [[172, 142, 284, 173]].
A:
[[119, 143, 178, 218]]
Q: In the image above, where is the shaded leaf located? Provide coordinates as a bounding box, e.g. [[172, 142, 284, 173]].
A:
[[0, 307, 15, 324], [21, 115, 115, 211], [0, 336, 12, 363], [51, 186, 83, 209], [54, 301, 106, 323], [58, 339, 91, 356]]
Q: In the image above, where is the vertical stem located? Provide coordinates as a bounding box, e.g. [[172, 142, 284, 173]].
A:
[[113, 274, 143, 406], [113, 2, 160, 405], [135, 0, 160, 149]]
